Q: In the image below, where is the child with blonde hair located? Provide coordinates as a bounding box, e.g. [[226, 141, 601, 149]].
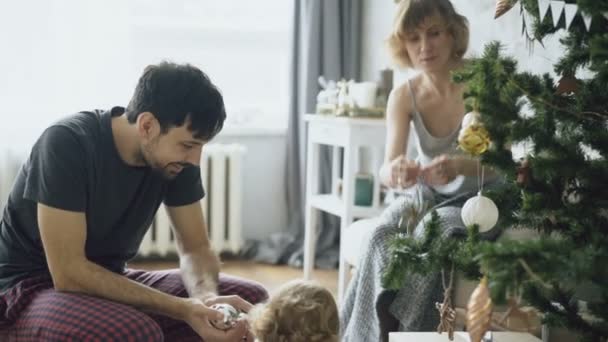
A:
[[247, 280, 339, 342]]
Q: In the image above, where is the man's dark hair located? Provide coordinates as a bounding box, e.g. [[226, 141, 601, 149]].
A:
[[126, 61, 226, 141]]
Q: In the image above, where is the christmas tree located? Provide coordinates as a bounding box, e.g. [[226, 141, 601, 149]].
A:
[[382, 1, 608, 341]]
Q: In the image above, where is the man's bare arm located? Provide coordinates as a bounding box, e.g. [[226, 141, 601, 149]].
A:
[[167, 202, 220, 300], [37, 203, 219, 321], [167, 202, 252, 312]]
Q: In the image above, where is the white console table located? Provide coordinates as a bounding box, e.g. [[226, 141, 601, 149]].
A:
[[303, 114, 386, 302]]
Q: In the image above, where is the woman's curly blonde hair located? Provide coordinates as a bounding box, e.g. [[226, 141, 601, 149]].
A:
[[387, 0, 469, 69], [248, 280, 339, 342]]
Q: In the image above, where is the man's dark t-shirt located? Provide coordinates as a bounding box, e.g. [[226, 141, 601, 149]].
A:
[[0, 107, 205, 291]]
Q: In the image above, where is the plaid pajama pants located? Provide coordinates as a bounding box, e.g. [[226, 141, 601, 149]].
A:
[[0, 269, 268, 341]]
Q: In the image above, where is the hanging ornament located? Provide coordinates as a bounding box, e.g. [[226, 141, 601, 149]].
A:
[[556, 75, 579, 95], [492, 297, 542, 334], [494, 0, 518, 19], [461, 111, 480, 129], [516, 158, 531, 187], [461, 193, 499, 232], [466, 277, 494, 342], [436, 265, 456, 340], [561, 179, 582, 205], [458, 124, 491, 156]]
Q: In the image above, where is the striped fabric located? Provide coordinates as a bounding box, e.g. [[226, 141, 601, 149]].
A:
[[0, 269, 268, 341]]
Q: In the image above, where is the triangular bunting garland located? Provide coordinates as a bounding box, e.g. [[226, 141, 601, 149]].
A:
[[582, 13, 592, 30], [563, 4, 578, 29], [531, 1, 598, 32], [538, 0, 551, 21], [550, 1, 565, 28]]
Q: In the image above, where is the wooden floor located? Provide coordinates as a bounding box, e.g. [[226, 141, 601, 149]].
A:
[[129, 260, 339, 297]]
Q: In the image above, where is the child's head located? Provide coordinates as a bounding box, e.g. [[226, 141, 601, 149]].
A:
[[248, 280, 339, 342]]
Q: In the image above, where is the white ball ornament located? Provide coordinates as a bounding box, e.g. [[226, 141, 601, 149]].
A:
[[461, 193, 499, 232]]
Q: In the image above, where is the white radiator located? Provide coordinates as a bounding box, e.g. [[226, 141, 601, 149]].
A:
[[0, 151, 22, 216], [138, 143, 246, 258]]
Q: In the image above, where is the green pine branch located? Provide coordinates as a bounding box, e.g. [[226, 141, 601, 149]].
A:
[[382, 211, 484, 290]]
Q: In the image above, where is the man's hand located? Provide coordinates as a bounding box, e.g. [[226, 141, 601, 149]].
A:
[[202, 294, 254, 313], [183, 298, 253, 341], [167, 203, 256, 340]]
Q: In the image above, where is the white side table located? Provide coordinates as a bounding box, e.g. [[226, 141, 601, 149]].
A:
[[389, 332, 542, 342], [303, 114, 386, 302]]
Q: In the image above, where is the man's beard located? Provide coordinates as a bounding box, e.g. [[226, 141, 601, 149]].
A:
[[137, 143, 180, 180], [153, 163, 181, 180]]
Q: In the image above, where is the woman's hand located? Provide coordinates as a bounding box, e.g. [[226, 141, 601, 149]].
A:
[[420, 155, 460, 186], [383, 155, 421, 189]]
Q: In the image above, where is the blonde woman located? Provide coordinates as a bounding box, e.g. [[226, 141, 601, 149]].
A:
[[248, 280, 339, 342], [341, 1, 499, 341], [381, 0, 475, 188]]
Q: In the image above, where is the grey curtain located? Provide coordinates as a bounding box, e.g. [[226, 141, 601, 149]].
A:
[[244, 0, 362, 268]]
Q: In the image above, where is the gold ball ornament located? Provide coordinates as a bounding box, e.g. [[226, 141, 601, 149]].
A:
[[466, 277, 494, 342], [458, 123, 491, 156], [461, 193, 499, 232]]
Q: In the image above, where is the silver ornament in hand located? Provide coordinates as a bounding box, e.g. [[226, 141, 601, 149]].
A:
[[208, 303, 242, 331]]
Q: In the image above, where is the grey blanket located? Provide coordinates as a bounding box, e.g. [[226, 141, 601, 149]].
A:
[[340, 184, 499, 342]]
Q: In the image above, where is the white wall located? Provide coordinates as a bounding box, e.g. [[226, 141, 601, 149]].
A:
[[213, 129, 287, 241], [361, 0, 396, 83], [457, 0, 566, 76], [361, 0, 567, 85]]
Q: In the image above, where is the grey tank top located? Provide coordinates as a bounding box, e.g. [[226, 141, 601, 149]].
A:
[[406, 79, 483, 195]]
